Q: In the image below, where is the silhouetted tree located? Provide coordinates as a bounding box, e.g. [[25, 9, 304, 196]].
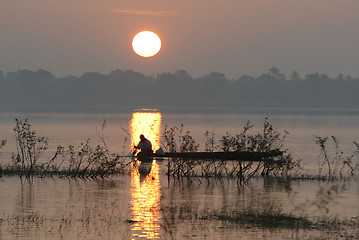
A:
[[0, 70, 4, 82], [290, 71, 300, 81], [1, 67, 359, 111]]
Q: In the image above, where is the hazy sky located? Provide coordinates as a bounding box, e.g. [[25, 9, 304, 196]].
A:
[[1, 0, 358, 79]]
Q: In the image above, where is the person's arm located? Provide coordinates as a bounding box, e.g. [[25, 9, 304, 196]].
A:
[[135, 142, 142, 150], [132, 143, 139, 155]]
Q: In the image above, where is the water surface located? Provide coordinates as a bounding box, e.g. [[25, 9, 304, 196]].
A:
[[1, 108, 359, 239]]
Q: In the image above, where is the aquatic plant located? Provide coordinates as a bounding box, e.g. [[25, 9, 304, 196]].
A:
[[11, 119, 48, 175], [204, 130, 216, 152], [159, 183, 359, 239], [163, 119, 300, 183], [162, 125, 178, 153], [219, 119, 299, 182], [2, 119, 130, 178], [47, 121, 130, 178], [161, 195, 329, 230], [290, 184, 345, 216], [0, 139, 6, 154], [162, 124, 200, 153], [53, 139, 129, 178], [0, 139, 6, 171], [160, 200, 359, 239], [2, 201, 132, 240], [315, 136, 359, 179]]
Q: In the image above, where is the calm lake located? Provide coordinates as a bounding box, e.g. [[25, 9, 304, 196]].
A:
[[1, 108, 359, 239]]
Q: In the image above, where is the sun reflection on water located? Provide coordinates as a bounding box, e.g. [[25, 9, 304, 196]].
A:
[[130, 161, 161, 239], [130, 109, 161, 151], [129, 109, 162, 239]]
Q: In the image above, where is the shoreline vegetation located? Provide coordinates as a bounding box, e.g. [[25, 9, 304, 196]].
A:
[[1, 119, 130, 178], [1, 119, 359, 239], [0, 118, 358, 180]]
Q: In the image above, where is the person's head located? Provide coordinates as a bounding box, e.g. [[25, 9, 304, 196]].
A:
[[140, 134, 146, 141]]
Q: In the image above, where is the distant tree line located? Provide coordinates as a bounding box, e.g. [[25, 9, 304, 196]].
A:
[[0, 67, 358, 112]]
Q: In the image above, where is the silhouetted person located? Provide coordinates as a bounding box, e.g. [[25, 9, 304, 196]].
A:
[[134, 134, 153, 155]]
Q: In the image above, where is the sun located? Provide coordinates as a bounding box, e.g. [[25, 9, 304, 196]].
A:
[[132, 31, 161, 57]]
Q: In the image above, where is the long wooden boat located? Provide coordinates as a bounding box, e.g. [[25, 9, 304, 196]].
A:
[[136, 150, 282, 161]]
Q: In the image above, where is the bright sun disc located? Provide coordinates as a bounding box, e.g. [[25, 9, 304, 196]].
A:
[[132, 31, 161, 57]]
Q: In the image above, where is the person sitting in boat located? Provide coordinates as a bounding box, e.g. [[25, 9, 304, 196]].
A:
[[134, 134, 153, 155]]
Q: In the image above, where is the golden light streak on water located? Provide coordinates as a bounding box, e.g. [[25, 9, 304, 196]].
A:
[[130, 109, 161, 151], [130, 160, 161, 239], [129, 109, 162, 239]]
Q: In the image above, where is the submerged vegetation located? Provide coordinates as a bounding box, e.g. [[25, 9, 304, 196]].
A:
[[315, 136, 359, 179], [160, 198, 313, 230], [1, 118, 359, 239], [162, 119, 300, 183], [1, 119, 129, 178], [1, 176, 358, 240], [2, 186, 358, 240], [1, 118, 358, 182], [160, 196, 359, 239], [158, 178, 359, 239]]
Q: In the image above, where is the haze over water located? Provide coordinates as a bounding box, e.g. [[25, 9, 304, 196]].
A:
[[2, 1, 359, 79], [2, 0, 359, 238]]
